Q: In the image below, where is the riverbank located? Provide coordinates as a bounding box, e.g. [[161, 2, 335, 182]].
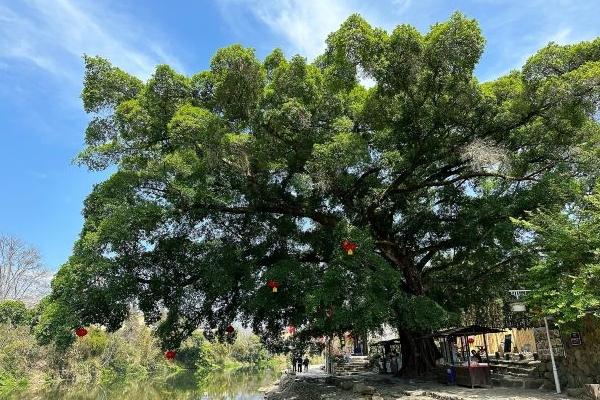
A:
[[0, 308, 284, 399], [265, 369, 572, 400], [33, 368, 279, 399]]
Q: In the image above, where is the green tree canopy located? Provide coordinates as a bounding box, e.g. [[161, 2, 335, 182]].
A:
[[42, 12, 600, 371], [514, 185, 600, 323], [0, 300, 31, 327]]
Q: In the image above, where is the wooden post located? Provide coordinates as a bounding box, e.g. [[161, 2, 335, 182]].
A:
[[441, 338, 448, 364], [466, 336, 471, 366], [483, 333, 489, 362], [326, 337, 332, 374]]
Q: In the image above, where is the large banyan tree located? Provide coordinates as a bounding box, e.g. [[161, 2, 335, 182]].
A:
[[42, 13, 600, 372]]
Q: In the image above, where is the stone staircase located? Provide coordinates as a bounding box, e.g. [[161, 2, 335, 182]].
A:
[[491, 359, 540, 377], [489, 359, 551, 390], [334, 355, 370, 375]]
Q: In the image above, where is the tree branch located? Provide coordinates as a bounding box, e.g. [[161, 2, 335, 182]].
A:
[[205, 203, 338, 227]]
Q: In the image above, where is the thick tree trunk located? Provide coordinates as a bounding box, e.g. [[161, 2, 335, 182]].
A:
[[395, 253, 439, 375], [398, 328, 440, 376], [377, 240, 441, 375]]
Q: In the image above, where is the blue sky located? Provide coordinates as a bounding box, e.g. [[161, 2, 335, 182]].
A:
[[1, 0, 599, 271]]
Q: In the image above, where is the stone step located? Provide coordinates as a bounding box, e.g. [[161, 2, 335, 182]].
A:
[[489, 359, 540, 367], [498, 372, 533, 378], [335, 367, 369, 373], [337, 361, 370, 368], [491, 375, 547, 390], [491, 365, 538, 375], [335, 368, 368, 372]]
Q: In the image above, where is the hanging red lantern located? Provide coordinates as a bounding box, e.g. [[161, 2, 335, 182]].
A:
[[75, 327, 88, 337], [164, 350, 176, 361], [287, 325, 296, 334], [467, 337, 475, 344], [341, 240, 358, 255], [225, 325, 235, 334], [267, 279, 280, 293]]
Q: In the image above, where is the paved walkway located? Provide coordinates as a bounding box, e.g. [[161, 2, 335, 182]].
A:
[[363, 373, 570, 400], [267, 369, 572, 400], [397, 384, 569, 400]]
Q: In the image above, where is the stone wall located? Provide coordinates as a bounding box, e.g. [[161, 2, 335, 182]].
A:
[[561, 315, 600, 389], [533, 358, 567, 390]]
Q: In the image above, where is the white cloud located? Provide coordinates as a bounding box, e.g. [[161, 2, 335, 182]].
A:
[[220, 0, 380, 60], [390, 0, 413, 15], [548, 27, 573, 44], [220, 0, 600, 85], [250, 0, 352, 59], [0, 0, 183, 81]]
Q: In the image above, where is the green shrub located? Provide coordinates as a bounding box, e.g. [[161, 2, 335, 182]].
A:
[[230, 333, 270, 367], [0, 300, 31, 327], [176, 332, 204, 369], [74, 327, 108, 357], [0, 312, 280, 397], [0, 372, 28, 398]]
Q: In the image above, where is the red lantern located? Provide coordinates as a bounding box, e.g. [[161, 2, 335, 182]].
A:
[[341, 240, 358, 255], [164, 350, 176, 360], [467, 337, 475, 344], [267, 279, 280, 293], [287, 325, 296, 334], [225, 325, 235, 334], [75, 327, 88, 337]]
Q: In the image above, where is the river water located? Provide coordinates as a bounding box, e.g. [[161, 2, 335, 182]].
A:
[[36, 369, 279, 400]]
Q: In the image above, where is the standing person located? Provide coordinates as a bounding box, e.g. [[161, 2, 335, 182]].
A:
[[297, 355, 303, 372], [291, 354, 297, 372], [391, 352, 399, 375], [303, 356, 309, 372], [471, 349, 482, 363]]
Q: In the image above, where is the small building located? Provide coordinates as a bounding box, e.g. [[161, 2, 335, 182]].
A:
[[470, 328, 537, 356]]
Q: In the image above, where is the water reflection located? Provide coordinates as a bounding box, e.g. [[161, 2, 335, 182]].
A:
[[37, 369, 279, 400]]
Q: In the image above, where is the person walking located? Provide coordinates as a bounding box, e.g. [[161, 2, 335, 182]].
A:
[[297, 355, 303, 372], [291, 354, 297, 372], [303, 356, 309, 372]]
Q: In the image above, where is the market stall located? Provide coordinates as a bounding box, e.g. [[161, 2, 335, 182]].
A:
[[427, 325, 505, 388], [370, 338, 401, 374]]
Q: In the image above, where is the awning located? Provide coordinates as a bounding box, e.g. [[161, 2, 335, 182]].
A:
[[423, 325, 505, 339], [370, 338, 401, 346]]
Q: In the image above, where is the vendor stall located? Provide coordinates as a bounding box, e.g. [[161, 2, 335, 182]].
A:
[[370, 338, 401, 374], [427, 325, 504, 388]]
